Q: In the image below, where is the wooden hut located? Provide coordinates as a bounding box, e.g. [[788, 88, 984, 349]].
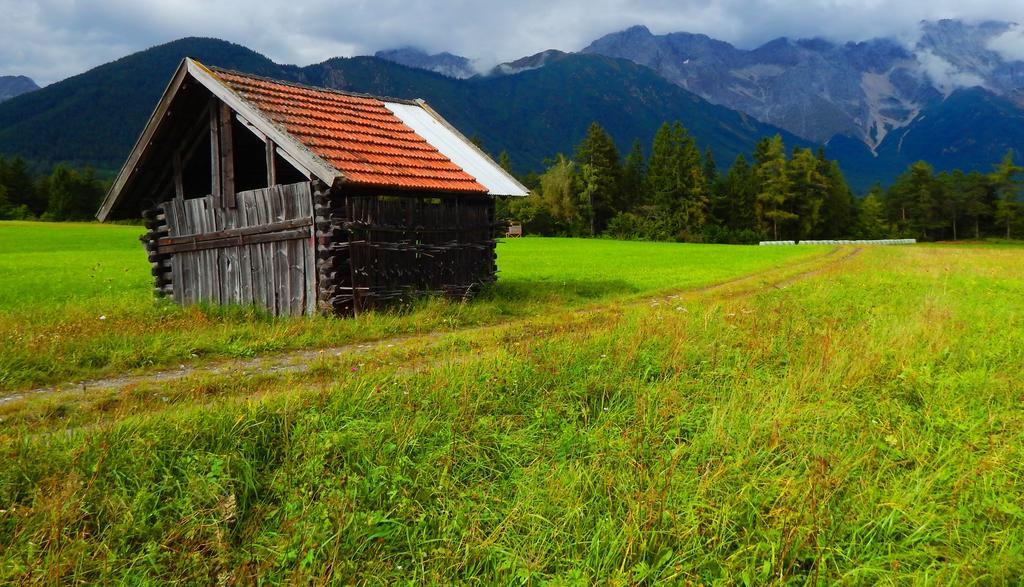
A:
[[97, 58, 528, 316]]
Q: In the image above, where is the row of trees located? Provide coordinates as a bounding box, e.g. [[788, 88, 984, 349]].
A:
[[0, 156, 107, 221], [2, 125, 1021, 239], [863, 154, 1024, 241], [500, 122, 1023, 242], [502, 122, 858, 243]]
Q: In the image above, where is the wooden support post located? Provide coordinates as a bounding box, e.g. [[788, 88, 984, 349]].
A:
[[219, 102, 235, 208], [172, 150, 184, 201], [209, 100, 221, 205], [266, 138, 277, 187]]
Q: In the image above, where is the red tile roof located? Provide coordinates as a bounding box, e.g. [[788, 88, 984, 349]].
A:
[[212, 69, 488, 194]]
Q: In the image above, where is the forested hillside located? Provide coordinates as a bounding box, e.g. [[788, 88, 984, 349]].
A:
[[0, 38, 807, 176], [1, 37, 1022, 235], [0, 39, 287, 174]]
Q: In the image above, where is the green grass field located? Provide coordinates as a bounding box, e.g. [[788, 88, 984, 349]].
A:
[[1, 221, 1022, 583], [0, 222, 818, 390]]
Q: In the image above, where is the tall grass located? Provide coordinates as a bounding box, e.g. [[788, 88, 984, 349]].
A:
[[1, 243, 1021, 583]]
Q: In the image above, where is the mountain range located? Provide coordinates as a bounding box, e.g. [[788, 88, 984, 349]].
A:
[[377, 20, 1024, 189], [0, 37, 805, 181], [582, 21, 1024, 148], [0, 19, 1021, 192], [0, 76, 38, 103]]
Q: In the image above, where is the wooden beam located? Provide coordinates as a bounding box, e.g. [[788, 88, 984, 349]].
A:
[[148, 100, 214, 207], [156, 218, 313, 253], [172, 151, 184, 201], [275, 147, 312, 180], [233, 112, 310, 182], [186, 59, 338, 185], [158, 217, 312, 245], [234, 112, 266, 141], [134, 99, 211, 206], [266, 138, 277, 186], [142, 161, 175, 209], [219, 101, 236, 208], [177, 101, 213, 171], [98, 59, 191, 221], [158, 228, 312, 254], [209, 99, 221, 206]]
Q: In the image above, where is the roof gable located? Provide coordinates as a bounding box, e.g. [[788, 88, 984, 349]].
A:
[[98, 58, 527, 220], [212, 68, 489, 193]]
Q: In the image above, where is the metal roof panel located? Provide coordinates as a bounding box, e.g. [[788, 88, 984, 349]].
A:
[[383, 102, 530, 197]]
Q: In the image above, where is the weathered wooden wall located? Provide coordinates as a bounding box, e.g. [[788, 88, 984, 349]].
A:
[[146, 181, 316, 317], [316, 188, 499, 315]]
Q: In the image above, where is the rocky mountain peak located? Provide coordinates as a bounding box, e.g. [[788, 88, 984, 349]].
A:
[[580, 20, 1023, 151], [913, 19, 1022, 95], [618, 25, 654, 38], [492, 50, 569, 76], [0, 76, 40, 103], [374, 47, 476, 79]]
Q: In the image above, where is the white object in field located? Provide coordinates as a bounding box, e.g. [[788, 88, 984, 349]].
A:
[[761, 238, 917, 246], [384, 101, 529, 197]]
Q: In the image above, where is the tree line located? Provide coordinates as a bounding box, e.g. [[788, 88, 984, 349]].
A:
[[500, 122, 1024, 242], [0, 156, 107, 221], [863, 154, 1024, 241], [1, 123, 1021, 240]]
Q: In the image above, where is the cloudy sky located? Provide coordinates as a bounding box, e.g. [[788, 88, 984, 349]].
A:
[[3, 0, 1024, 85]]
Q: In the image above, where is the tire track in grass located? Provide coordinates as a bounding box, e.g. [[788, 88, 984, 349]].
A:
[[2, 247, 862, 404]]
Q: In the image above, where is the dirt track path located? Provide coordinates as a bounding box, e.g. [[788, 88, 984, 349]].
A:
[[1, 247, 861, 405]]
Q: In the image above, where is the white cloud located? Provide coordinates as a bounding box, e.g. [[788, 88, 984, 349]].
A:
[[915, 49, 986, 94], [1, 0, 1023, 85], [988, 24, 1024, 62]]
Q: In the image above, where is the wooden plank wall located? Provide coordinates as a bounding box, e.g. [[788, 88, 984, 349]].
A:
[[162, 181, 315, 317], [315, 191, 499, 315]]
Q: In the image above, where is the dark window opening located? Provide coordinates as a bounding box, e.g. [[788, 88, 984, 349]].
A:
[[181, 131, 212, 199], [232, 117, 269, 192], [274, 151, 308, 185]]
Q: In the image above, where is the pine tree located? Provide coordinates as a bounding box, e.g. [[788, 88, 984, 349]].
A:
[[962, 171, 993, 239], [938, 170, 967, 240], [43, 165, 104, 221], [715, 155, 757, 232], [578, 163, 600, 236], [681, 145, 709, 237], [786, 148, 828, 240], [816, 152, 855, 238], [754, 135, 794, 240], [0, 156, 41, 214], [573, 122, 622, 234], [888, 161, 943, 239], [646, 123, 681, 212], [621, 139, 646, 210], [646, 121, 707, 239], [858, 185, 888, 239], [702, 147, 718, 183], [498, 151, 512, 173], [43, 166, 77, 220], [992, 149, 1023, 239], [0, 184, 10, 220]]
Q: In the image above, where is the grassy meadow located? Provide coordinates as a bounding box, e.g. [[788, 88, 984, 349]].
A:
[[0, 221, 819, 390], [1, 221, 1023, 583]]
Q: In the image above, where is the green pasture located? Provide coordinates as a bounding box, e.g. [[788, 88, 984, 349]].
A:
[[0, 221, 819, 389], [0, 229, 1021, 583]]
